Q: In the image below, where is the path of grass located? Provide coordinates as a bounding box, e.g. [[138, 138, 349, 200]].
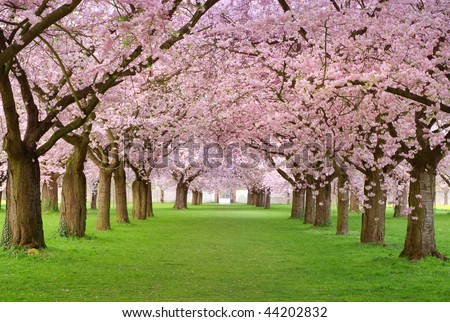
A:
[[0, 204, 449, 301]]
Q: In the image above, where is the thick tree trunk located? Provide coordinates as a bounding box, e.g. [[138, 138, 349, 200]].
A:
[[290, 189, 305, 219], [1, 153, 45, 248], [247, 190, 251, 205], [264, 189, 271, 209], [160, 189, 165, 203], [304, 188, 315, 224], [42, 173, 59, 211], [361, 169, 386, 243], [146, 182, 154, 217], [114, 163, 129, 223], [132, 180, 147, 220], [96, 168, 113, 230], [400, 166, 446, 260], [90, 181, 98, 210], [256, 190, 265, 207], [198, 191, 203, 205], [174, 182, 188, 209], [350, 193, 359, 212], [60, 142, 88, 237], [336, 171, 349, 235], [192, 190, 199, 205], [314, 183, 332, 227]]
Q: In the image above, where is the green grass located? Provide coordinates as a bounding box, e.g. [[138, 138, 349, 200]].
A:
[[0, 203, 449, 302]]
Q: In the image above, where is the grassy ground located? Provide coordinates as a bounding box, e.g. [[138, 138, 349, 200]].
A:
[[0, 203, 449, 302]]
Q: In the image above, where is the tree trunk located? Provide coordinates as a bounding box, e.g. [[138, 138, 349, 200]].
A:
[[174, 182, 188, 209], [60, 141, 88, 237], [394, 185, 408, 218], [314, 183, 332, 227], [400, 166, 446, 260], [1, 153, 45, 248], [192, 190, 199, 205], [264, 189, 271, 209], [256, 190, 265, 207], [304, 188, 315, 224], [198, 191, 203, 205], [231, 189, 236, 203], [90, 181, 98, 210], [393, 204, 401, 218], [336, 171, 349, 235], [146, 182, 154, 217], [0, 190, 2, 210], [290, 189, 305, 219], [361, 169, 386, 243], [444, 191, 448, 206], [42, 173, 59, 211], [215, 191, 220, 203], [96, 168, 113, 230], [132, 180, 147, 220], [350, 193, 359, 212], [114, 163, 129, 223], [247, 190, 251, 205], [160, 189, 165, 203]]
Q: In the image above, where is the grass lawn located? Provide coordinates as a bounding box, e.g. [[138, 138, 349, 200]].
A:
[[0, 203, 449, 302]]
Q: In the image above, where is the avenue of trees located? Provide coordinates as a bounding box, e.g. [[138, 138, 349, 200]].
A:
[[0, 0, 449, 261]]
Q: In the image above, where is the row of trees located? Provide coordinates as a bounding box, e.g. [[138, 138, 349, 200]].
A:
[[0, 0, 449, 261]]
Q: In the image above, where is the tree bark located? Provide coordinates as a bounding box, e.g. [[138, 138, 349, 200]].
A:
[[42, 173, 59, 211], [336, 170, 349, 235], [215, 191, 220, 203], [91, 181, 98, 210], [132, 180, 147, 220], [174, 182, 188, 209], [96, 168, 113, 230], [1, 153, 45, 248], [256, 190, 265, 207], [444, 191, 448, 206], [0, 190, 2, 210], [198, 191, 203, 205], [146, 182, 154, 217], [264, 189, 271, 209], [290, 189, 305, 219], [304, 188, 315, 224], [314, 183, 332, 227], [361, 169, 386, 243], [400, 166, 446, 260], [192, 190, 199, 205], [160, 189, 165, 203], [231, 189, 236, 203], [350, 193, 359, 212], [114, 163, 129, 223], [59, 140, 88, 237]]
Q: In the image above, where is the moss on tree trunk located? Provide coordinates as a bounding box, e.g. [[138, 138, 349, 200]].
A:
[[2, 153, 45, 248], [42, 173, 59, 211]]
